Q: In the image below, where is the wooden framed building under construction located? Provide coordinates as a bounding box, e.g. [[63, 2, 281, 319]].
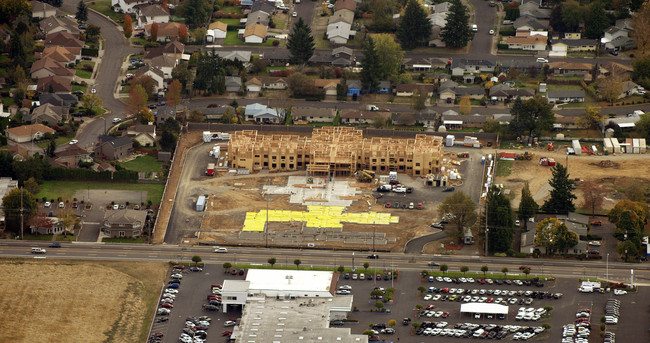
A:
[[227, 127, 444, 176]]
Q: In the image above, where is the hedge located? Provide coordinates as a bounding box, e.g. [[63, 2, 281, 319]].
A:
[[81, 48, 99, 57], [44, 167, 138, 181], [499, 27, 516, 36]]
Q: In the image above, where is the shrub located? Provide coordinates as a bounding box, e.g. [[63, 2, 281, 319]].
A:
[[272, 40, 280, 46]]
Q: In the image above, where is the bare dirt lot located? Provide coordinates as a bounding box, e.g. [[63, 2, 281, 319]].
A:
[[496, 149, 650, 211], [0, 260, 166, 343]]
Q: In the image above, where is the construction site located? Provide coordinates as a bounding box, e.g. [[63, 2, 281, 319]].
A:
[[226, 127, 445, 176]]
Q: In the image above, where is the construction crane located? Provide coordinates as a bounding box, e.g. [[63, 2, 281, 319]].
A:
[[354, 169, 375, 182]]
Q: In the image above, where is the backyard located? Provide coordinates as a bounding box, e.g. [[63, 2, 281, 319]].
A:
[[119, 155, 163, 173], [36, 181, 165, 204]]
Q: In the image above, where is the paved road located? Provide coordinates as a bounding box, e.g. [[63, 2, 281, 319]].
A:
[[468, 0, 497, 57], [404, 230, 448, 254], [294, 0, 316, 29], [61, 0, 140, 151]]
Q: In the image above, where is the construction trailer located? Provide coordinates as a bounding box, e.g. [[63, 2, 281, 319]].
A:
[[227, 127, 445, 176], [603, 138, 613, 153], [612, 139, 621, 153], [196, 196, 206, 212], [572, 140, 582, 155]]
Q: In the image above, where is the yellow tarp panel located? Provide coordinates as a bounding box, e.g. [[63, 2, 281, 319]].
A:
[[241, 205, 400, 231]]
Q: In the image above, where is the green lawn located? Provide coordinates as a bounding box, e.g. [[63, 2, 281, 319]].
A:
[[495, 160, 513, 177], [75, 69, 92, 79], [36, 181, 165, 204], [547, 84, 583, 91], [224, 31, 241, 45], [2, 97, 15, 106], [71, 84, 88, 93], [220, 6, 243, 14], [88, 0, 123, 23], [218, 18, 242, 26], [37, 136, 73, 148], [119, 155, 163, 173], [56, 235, 76, 242], [22, 234, 53, 241], [131, 37, 148, 46]]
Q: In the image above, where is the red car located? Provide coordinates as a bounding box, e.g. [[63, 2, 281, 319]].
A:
[[417, 203, 423, 209], [161, 303, 173, 308], [385, 203, 391, 208], [441, 312, 449, 318], [591, 220, 602, 226], [173, 265, 185, 270], [231, 269, 238, 275], [519, 265, 531, 271], [222, 331, 233, 336]]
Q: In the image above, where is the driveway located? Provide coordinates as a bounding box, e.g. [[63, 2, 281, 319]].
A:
[[468, 0, 497, 56], [61, 0, 141, 151]]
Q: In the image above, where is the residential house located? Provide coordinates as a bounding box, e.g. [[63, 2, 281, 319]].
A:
[[332, 46, 354, 60], [246, 78, 262, 93], [313, 79, 340, 96], [6, 124, 55, 143], [98, 135, 133, 160], [492, 113, 514, 125], [550, 62, 593, 76], [597, 62, 633, 79], [39, 16, 80, 36], [149, 54, 177, 78], [391, 112, 417, 126], [25, 103, 68, 124], [160, 41, 185, 62], [30, 57, 74, 79], [43, 31, 84, 49], [546, 90, 585, 103], [242, 24, 267, 44], [145, 22, 185, 42], [30, 217, 64, 235], [135, 65, 165, 91], [378, 81, 391, 94], [31, 1, 57, 19], [428, 12, 448, 29], [442, 114, 488, 129], [453, 87, 486, 100], [451, 59, 495, 76], [395, 83, 435, 97], [346, 80, 361, 97], [102, 209, 148, 238], [340, 108, 390, 125], [0, 28, 10, 47], [551, 39, 597, 52], [329, 10, 354, 26], [403, 57, 448, 71], [489, 85, 535, 102], [263, 49, 291, 65], [334, 0, 356, 13], [206, 21, 228, 43], [155, 105, 176, 125], [111, 0, 149, 14], [244, 103, 284, 124], [53, 144, 91, 167], [127, 124, 156, 139], [563, 32, 582, 39], [519, 1, 551, 19], [250, 0, 275, 15], [39, 93, 78, 108], [392, 110, 438, 127], [433, 2, 453, 13], [327, 23, 354, 45], [202, 106, 235, 122], [618, 81, 645, 99], [502, 34, 547, 51], [255, 76, 288, 90], [308, 51, 335, 65], [513, 16, 548, 31], [36, 46, 81, 65], [225, 76, 242, 92], [499, 59, 540, 73], [246, 11, 270, 27], [214, 50, 252, 62], [136, 4, 170, 27], [422, 72, 449, 84], [291, 107, 336, 123], [36, 75, 72, 93]]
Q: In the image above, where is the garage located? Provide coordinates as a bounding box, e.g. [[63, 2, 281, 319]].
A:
[[460, 303, 509, 319]]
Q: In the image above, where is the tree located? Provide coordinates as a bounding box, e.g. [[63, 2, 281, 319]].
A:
[[363, 262, 370, 271], [85, 25, 101, 42], [460, 265, 469, 274], [12, 156, 46, 184], [518, 182, 538, 222], [388, 319, 396, 327], [188, 109, 203, 123], [440, 264, 448, 274], [76, 1, 88, 22], [2, 188, 38, 234], [585, 2, 610, 39], [286, 17, 315, 64], [81, 93, 103, 115], [131, 75, 156, 100], [541, 163, 577, 214], [192, 255, 202, 265], [509, 96, 554, 144], [535, 218, 578, 254], [46, 139, 56, 158], [397, 0, 432, 49], [161, 117, 181, 135], [459, 95, 471, 115], [522, 268, 531, 279], [375, 301, 384, 311], [23, 177, 40, 196], [123, 14, 133, 38], [372, 34, 403, 80], [172, 62, 193, 92], [150, 23, 159, 42], [193, 51, 227, 95], [371, 115, 390, 129], [221, 109, 235, 124], [223, 262, 232, 272], [581, 180, 605, 216], [608, 200, 648, 238], [128, 84, 148, 114], [29, 214, 54, 233], [410, 89, 427, 112], [160, 130, 177, 152], [337, 265, 345, 274], [268, 258, 276, 266], [360, 37, 380, 93], [138, 108, 154, 124], [481, 265, 488, 276], [9, 30, 26, 68], [441, 0, 473, 49], [0, 0, 31, 25], [505, 3, 520, 21], [632, 3, 650, 56], [616, 240, 639, 261], [438, 192, 477, 241], [371, 289, 385, 299], [599, 77, 624, 104], [561, 0, 584, 32], [576, 106, 604, 129], [286, 72, 315, 97], [178, 24, 189, 43], [181, 0, 210, 28], [293, 259, 301, 269], [167, 79, 182, 107], [487, 186, 514, 254], [501, 267, 509, 277], [636, 113, 650, 139]]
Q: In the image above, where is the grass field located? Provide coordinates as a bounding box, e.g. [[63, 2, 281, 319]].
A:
[[218, 18, 241, 26], [0, 260, 166, 343], [75, 69, 92, 79], [496, 159, 513, 177], [224, 31, 241, 45], [220, 5, 243, 14], [37, 136, 73, 148], [36, 181, 165, 204], [71, 84, 88, 93], [88, 0, 123, 23], [119, 155, 163, 173]]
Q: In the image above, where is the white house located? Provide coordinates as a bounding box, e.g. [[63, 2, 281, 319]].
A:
[[136, 4, 170, 27], [112, 0, 149, 14], [135, 65, 165, 91], [206, 21, 227, 43], [149, 54, 176, 79], [31, 1, 57, 19], [242, 24, 267, 44], [327, 22, 354, 45]]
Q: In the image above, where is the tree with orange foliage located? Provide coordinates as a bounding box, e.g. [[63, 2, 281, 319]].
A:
[[178, 24, 189, 43], [161, 0, 170, 12], [123, 14, 133, 38], [151, 23, 159, 42], [128, 84, 148, 115], [167, 79, 182, 107]]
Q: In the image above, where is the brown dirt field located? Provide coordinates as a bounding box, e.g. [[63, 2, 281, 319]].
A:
[[0, 260, 166, 343], [496, 149, 650, 211], [153, 131, 203, 244]]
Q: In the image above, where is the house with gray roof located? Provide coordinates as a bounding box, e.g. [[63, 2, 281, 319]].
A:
[[514, 16, 548, 31], [244, 103, 284, 124], [225, 76, 242, 92], [214, 50, 252, 62], [39, 93, 78, 108], [292, 107, 336, 123], [102, 209, 148, 238], [451, 59, 495, 75], [97, 135, 133, 161], [546, 90, 585, 103]]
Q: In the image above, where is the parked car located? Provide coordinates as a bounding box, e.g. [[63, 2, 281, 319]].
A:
[[442, 187, 455, 192]]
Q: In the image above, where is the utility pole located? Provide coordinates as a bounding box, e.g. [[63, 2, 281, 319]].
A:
[[20, 187, 24, 240], [485, 198, 488, 257]]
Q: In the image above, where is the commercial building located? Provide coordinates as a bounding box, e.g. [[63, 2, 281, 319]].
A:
[[228, 127, 444, 176]]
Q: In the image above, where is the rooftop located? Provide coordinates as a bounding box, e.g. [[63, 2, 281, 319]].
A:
[[246, 269, 334, 295]]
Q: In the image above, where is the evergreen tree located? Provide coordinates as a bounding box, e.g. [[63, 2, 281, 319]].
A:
[[397, 0, 432, 49], [47, 139, 56, 157], [182, 0, 211, 28], [441, 0, 474, 48], [518, 182, 538, 221], [193, 51, 227, 95], [76, 1, 88, 22], [9, 31, 25, 68], [486, 186, 514, 254], [509, 96, 554, 143], [585, 2, 610, 39], [541, 163, 577, 214], [549, 4, 566, 32], [360, 37, 380, 93], [286, 18, 315, 64]]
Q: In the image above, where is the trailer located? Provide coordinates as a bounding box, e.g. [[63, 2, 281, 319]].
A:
[[633, 138, 640, 154], [572, 140, 581, 155], [603, 138, 613, 153], [203, 131, 212, 143], [640, 138, 647, 153], [499, 152, 516, 160], [611, 139, 621, 153], [196, 196, 206, 212], [206, 163, 215, 176]]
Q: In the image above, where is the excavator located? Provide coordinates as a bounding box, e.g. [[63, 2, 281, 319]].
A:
[[354, 169, 376, 182]]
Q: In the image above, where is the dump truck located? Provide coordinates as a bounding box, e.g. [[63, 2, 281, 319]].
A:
[[354, 169, 375, 182], [539, 157, 556, 166], [206, 163, 215, 176]]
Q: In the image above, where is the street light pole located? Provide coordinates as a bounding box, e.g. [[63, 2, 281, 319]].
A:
[[606, 253, 609, 281]]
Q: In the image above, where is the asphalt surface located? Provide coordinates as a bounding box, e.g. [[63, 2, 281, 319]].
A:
[[468, 0, 497, 57], [404, 231, 448, 254]]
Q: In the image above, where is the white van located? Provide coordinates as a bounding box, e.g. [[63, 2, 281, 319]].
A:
[[472, 24, 478, 32], [31, 247, 46, 254]]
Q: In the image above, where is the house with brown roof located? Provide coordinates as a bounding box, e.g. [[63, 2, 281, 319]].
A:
[[207, 21, 228, 42], [149, 54, 177, 78], [246, 76, 288, 91], [501, 34, 547, 51], [44, 31, 84, 49], [145, 22, 185, 42], [31, 1, 57, 19], [550, 62, 594, 76], [340, 109, 390, 125], [242, 24, 267, 44], [127, 124, 156, 137], [39, 16, 80, 36], [30, 57, 74, 79], [102, 209, 148, 238], [6, 124, 56, 143], [292, 107, 337, 123], [334, 0, 357, 13], [54, 144, 91, 167], [36, 46, 80, 65], [136, 4, 169, 27], [36, 75, 72, 93], [162, 41, 185, 62], [395, 83, 435, 97], [97, 135, 133, 161], [312, 79, 340, 96], [25, 103, 68, 125]]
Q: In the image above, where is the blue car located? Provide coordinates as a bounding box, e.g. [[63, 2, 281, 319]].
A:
[[167, 283, 179, 289]]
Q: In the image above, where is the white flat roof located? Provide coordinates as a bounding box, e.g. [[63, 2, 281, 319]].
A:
[[460, 303, 509, 314], [246, 269, 334, 293], [223, 279, 250, 292]]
